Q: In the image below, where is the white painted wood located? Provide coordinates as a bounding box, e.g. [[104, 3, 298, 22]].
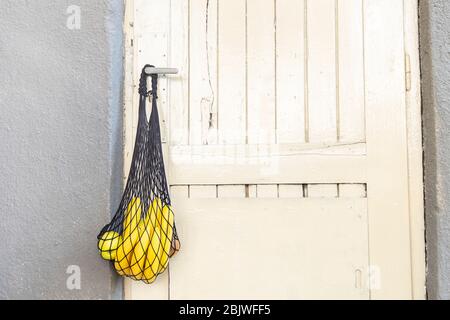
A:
[[256, 184, 278, 198], [130, 273, 169, 300], [127, 0, 170, 300], [308, 184, 338, 198], [189, 0, 218, 145], [276, 0, 305, 143], [125, 0, 425, 300], [123, 0, 135, 183], [135, 0, 170, 142], [364, 0, 412, 299], [217, 185, 246, 198], [307, 0, 337, 143], [404, 0, 426, 300], [278, 184, 304, 198], [122, 0, 135, 301], [337, 0, 365, 142], [217, 0, 246, 144], [247, 0, 276, 144], [170, 198, 369, 299], [248, 185, 257, 198], [170, 185, 189, 199], [169, 0, 189, 145], [179, 184, 343, 199], [170, 141, 366, 156], [339, 184, 366, 198], [169, 146, 367, 185], [189, 185, 217, 198]]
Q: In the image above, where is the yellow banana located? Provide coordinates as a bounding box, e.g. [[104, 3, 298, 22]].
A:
[[114, 242, 131, 275], [129, 218, 153, 279], [114, 262, 125, 276], [123, 197, 141, 240], [158, 205, 174, 273], [150, 197, 163, 227], [112, 198, 170, 281], [142, 228, 163, 283], [142, 197, 163, 236], [116, 218, 143, 275], [98, 231, 121, 261], [112, 236, 128, 276], [115, 197, 142, 276]]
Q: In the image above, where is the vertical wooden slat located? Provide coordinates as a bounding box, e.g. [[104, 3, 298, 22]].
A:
[[307, 0, 337, 143], [337, 0, 365, 142], [248, 184, 257, 198], [206, 0, 218, 145], [122, 0, 135, 302], [364, 0, 412, 299], [247, 0, 276, 144], [123, 0, 135, 182], [217, 0, 247, 144], [129, 0, 171, 300], [169, 0, 189, 145], [135, 1, 170, 141], [276, 0, 306, 143], [167, 184, 188, 299], [189, 0, 218, 145], [188, 0, 204, 145]]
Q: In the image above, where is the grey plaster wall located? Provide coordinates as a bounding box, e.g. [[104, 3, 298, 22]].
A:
[[419, 0, 450, 300], [0, 0, 124, 299]]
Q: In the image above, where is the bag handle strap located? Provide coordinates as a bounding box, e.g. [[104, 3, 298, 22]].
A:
[[138, 64, 159, 125], [138, 64, 158, 98]]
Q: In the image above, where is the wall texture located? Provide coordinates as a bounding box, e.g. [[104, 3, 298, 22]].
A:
[[0, 0, 124, 299], [419, 0, 450, 300]]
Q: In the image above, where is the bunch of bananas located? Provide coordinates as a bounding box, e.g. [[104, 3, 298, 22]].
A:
[[97, 197, 179, 283]]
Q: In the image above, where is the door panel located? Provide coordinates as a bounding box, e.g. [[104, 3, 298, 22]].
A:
[[170, 198, 369, 299], [123, 0, 425, 299]]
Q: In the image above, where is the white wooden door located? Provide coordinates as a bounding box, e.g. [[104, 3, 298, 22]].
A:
[[123, 0, 425, 299]]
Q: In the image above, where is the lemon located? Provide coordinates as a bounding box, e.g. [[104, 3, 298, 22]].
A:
[[98, 231, 121, 260]]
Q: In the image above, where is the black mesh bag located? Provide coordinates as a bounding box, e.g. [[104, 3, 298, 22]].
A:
[[97, 65, 180, 284]]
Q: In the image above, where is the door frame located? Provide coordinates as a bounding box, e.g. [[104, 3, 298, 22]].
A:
[[121, 0, 425, 300], [403, 0, 426, 300]]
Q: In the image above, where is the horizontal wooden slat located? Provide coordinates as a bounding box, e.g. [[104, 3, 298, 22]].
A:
[[169, 146, 366, 185], [170, 142, 366, 157], [170, 184, 367, 199]]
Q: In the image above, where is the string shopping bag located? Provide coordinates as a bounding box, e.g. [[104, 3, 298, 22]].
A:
[[97, 65, 180, 283]]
